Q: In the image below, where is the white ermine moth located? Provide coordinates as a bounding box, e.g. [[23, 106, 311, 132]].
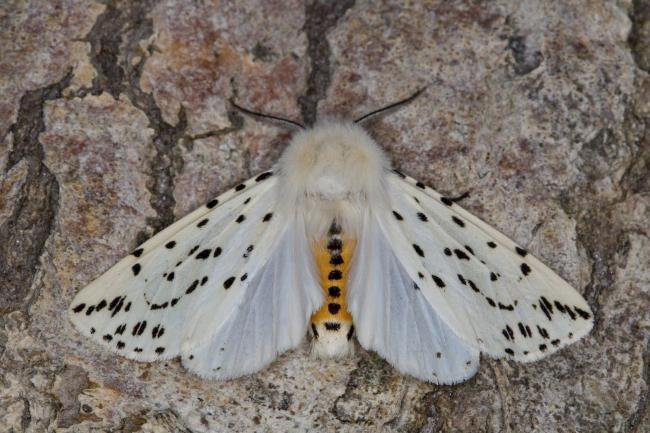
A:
[[69, 95, 593, 383]]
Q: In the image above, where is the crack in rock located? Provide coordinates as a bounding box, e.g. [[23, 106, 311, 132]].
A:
[[628, 0, 650, 72], [86, 0, 187, 236], [625, 339, 650, 432], [298, 0, 356, 126], [0, 70, 72, 314]]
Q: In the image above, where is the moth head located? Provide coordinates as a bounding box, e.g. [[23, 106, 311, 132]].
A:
[[278, 121, 389, 199]]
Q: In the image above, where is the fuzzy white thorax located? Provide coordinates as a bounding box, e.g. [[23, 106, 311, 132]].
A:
[[276, 121, 391, 239]]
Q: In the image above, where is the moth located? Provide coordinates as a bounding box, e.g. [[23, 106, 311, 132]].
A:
[[69, 92, 593, 383]]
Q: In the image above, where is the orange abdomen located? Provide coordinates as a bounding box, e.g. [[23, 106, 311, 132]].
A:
[[310, 223, 356, 357]]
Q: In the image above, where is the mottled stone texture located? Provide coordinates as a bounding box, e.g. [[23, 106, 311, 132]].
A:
[[0, 0, 647, 432]]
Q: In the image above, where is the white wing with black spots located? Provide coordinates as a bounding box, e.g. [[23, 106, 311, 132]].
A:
[[68, 171, 308, 370], [380, 171, 593, 361], [348, 211, 480, 383]]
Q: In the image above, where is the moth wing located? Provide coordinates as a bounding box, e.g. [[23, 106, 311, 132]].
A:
[[348, 212, 480, 383], [376, 172, 593, 361], [181, 212, 322, 379], [69, 171, 321, 376]]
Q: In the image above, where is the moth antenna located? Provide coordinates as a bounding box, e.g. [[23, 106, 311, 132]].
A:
[[354, 86, 428, 124], [229, 98, 305, 130]]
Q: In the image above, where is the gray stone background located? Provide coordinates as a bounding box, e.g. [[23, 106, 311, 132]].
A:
[[0, 0, 648, 432]]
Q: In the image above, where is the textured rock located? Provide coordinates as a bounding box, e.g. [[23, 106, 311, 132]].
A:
[[0, 1, 648, 433]]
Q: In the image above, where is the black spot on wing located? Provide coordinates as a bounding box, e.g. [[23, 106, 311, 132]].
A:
[[487, 241, 497, 248], [255, 171, 273, 182], [236, 214, 246, 223], [165, 241, 176, 249], [392, 169, 406, 178], [223, 276, 235, 289], [412, 244, 425, 257], [243, 245, 254, 258], [520, 263, 531, 276], [518, 322, 527, 337], [166, 272, 175, 281], [416, 212, 428, 222], [453, 249, 470, 260], [564, 305, 577, 320], [189, 245, 199, 255], [416, 181, 426, 189], [131, 263, 141, 276], [186, 279, 199, 294], [109, 297, 125, 317], [452, 216, 465, 227], [213, 247, 222, 257], [440, 196, 453, 206], [263, 212, 273, 222], [201, 276, 208, 285], [155, 347, 165, 355], [115, 324, 126, 335], [132, 248, 143, 257], [464, 245, 474, 255], [240, 273, 248, 281], [72, 303, 86, 313], [502, 325, 514, 340], [574, 307, 591, 320], [515, 246, 528, 257], [432, 275, 446, 288], [196, 249, 211, 259], [197, 218, 209, 228], [116, 341, 125, 349], [132, 321, 147, 336], [152, 325, 165, 338], [457, 274, 467, 285], [392, 210, 404, 221], [537, 325, 550, 339], [243, 197, 251, 204], [505, 348, 514, 356], [444, 247, 452, 256], [235, 183, 246, 191], [206, 199, 219, 208], [490, 272, 498, 281]]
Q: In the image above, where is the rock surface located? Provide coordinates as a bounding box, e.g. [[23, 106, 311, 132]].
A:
[[0, 0, 648, 432]]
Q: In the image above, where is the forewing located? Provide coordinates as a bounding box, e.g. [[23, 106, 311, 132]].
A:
[[378, 171, 593, 361], [68, 171, 286, 363]]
